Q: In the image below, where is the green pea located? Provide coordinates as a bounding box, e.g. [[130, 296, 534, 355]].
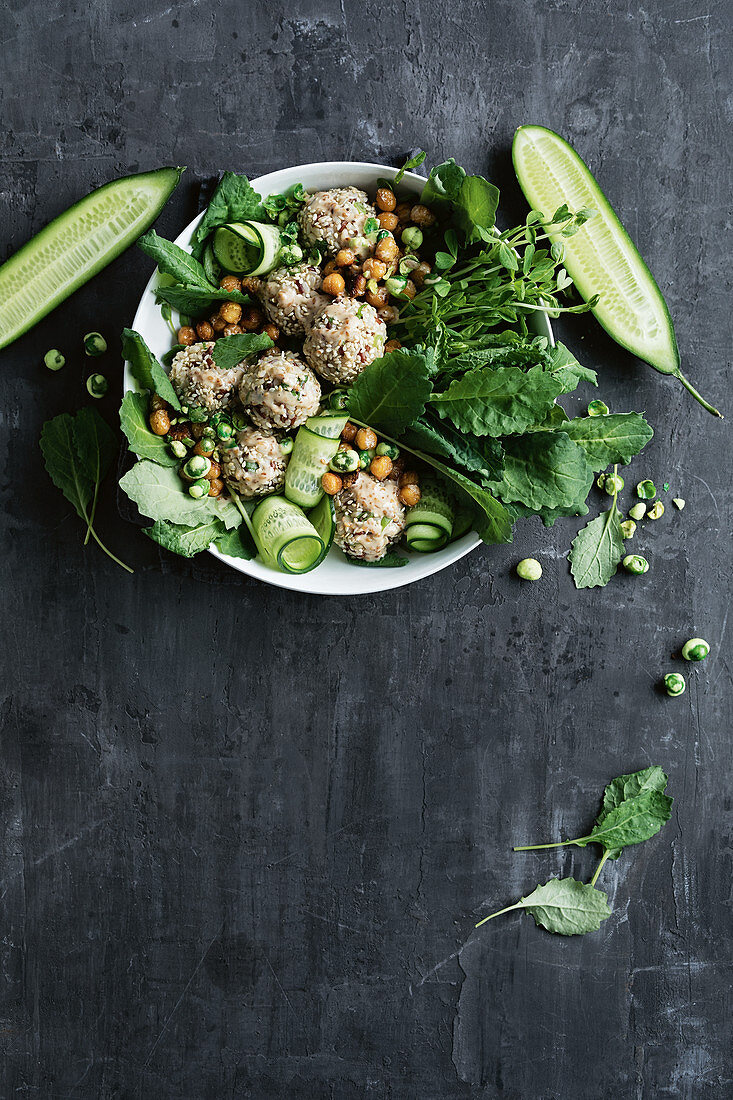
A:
[[187, 406, 209, 423], [84, 332, 107, 357], [623, 554, 649, 575], [216, 421, 234, 442], [681, 637, 710, 662], [516, 557, 542, 581], [169, 440, 187, 459], [44, 349, 65, 371], [636, 479, 656, 500], [672, 497, 686, 510], [384, 276, 408, 296], [358, 449, 375, 469], [601, 473, 624, 495], [663, 672, 686, 697], [628, 502, 646, 521], [188, 479, 210, 499], [330, 449, 359, 473], [281, 243, 303, 265], [647, 501, 664, 520], [183, 455, 211, 480], [401, 226, 424, 250], [280, 437, 294, 455], [620, 520, 636, 539], [327, 389, 350, 411], [86, 373, 108, 398], [376, 442, 399, 459], [587, 400, 609, 417]]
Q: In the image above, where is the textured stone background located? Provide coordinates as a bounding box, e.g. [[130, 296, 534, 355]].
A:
[[2, 1, 732, 1096]]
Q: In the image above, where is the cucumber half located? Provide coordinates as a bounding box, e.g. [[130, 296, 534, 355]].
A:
[[0, 166, 184, 350], [512, 126, 721, 417], [212, 221, 282, 276]]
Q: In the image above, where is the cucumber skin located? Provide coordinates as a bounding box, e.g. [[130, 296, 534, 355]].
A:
[[0, 166, 184, 350], [251, 495, 325, 574], [284, 425, 340, 509], [512, 126, 680, 374]]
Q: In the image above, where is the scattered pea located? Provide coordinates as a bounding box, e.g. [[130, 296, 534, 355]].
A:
[[682, 637, 710, 662], [327, 388, 350, 411], [620, 520, 636, 539], [280, 437, 294, 455], [647, 501, 664, 520], [623, 554, 649, 575], [636, 479, 656, 500], [628, 502, 647, 522], [673, 498, 686, 510], [44, 349, 65, 371], [601, 473, 624, 495], [587, 400, 609, 417], [86, 373, 108, 398], [358, 448, 375, 469], [384, 275, 408, 296], [664, 672, 686, 698], [83, 332, 107, 357], [516, 558, 542, 581], [169, 440, 187, 459], [280, 243, 303, 265]]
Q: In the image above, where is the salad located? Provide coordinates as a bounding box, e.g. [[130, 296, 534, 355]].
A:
[[119, 153, 653, 575]]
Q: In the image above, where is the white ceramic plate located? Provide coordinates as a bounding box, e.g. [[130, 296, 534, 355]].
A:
[[125, 160, 553, 595]]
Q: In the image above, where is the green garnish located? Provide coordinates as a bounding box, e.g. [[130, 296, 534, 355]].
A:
[[681, 637, 710, 662], [664, 672, 686, 697], [44, 349, 65, 371], [86, 373, 108, 398]]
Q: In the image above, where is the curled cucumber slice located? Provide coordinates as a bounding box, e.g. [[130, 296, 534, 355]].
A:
[[251, 495, 326, 574], [212, 221, 282, 276], [284, 414, 349, 509], [404, 478, 455, 552]]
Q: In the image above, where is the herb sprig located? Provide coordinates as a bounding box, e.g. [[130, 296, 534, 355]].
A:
[[475, 767, 673, 937]]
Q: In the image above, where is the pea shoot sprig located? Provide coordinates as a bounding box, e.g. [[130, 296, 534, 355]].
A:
[[393, 205, 599, 352]]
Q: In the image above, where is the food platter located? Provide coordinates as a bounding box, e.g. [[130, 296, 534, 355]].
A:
[[126, 161, 553, 596]]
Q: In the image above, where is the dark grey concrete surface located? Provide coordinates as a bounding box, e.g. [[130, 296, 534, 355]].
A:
[[2, 1, 732, 1096]]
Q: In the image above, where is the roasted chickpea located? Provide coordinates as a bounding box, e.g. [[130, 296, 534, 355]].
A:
[[241, 306, 264, 331], [263, 323, 280, 342], [196, 320, 214, 341], [384, 339, 402, 353], [376, 187, 397, 212], [219, 275, 242, 293], [193, 438, 215, 458], [375, 235, 399, 263], [355, 427, 378, 451], [341, 471, 359, 489], [150, 392, 169, 412], [402, 279, 417, 300], [411, 261, 432, 287], [378, 305, 400, 325], [400, 470, 420, 487], [389, 456, 405, 481], [341, 422, 358, 443], [377, 211, 399, 232], [322, 472, 343, 495], [350, 273, 367, 298], [366, 285, 389, 309], [399, 483, 421, 507], [168, 423, 192, 443], [335, 248, 355, 267], [177, 326, 196, 346], [211, 314, 227, 332], [322, 272, 346, 296], [205, 461, 221, 481], [219, 301, 242, 324], [363, 257, 387, 281], [208, 478, 224, 498], [370, 455, 393, 480], [149, 409, 171, 436], [322, 259, 338, 277], [223, 324, 242, 337], [394, 201, 413, 223], [410, 203, 436, 227], [240, 276, 262, 296]]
